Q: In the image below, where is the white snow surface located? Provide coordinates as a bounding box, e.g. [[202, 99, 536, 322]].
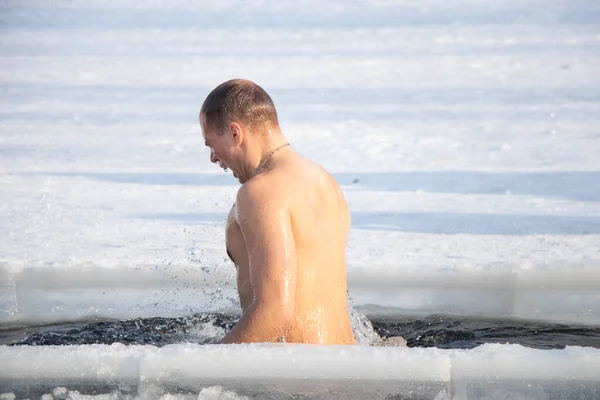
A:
[[1, 343, 599, 399], [1, 0, 600, 325]]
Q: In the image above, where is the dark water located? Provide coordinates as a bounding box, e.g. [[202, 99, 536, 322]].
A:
[[370, 314, 600, 349], [2, 313, 599, 349]]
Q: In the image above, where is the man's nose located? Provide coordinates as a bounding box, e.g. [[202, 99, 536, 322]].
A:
[[210, 149, 217, 164]]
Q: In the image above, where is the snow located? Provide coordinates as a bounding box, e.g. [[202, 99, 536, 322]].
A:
[[1, 343, 599, 399], [1, 0, 599, 330]]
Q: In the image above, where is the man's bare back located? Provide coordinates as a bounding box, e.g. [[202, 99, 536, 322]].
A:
[[200, 79, 356, 345], [224, 150, 356, 344]]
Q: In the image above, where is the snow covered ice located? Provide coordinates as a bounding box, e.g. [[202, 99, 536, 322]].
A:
[[2, 343, 600, 399], [1, 0, 600, 398]]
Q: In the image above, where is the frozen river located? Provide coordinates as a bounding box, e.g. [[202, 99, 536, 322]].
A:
[[1, 0, 599, 398]]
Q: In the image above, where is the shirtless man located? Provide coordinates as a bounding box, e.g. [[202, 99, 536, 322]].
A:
[[199, 79, 356, 345]]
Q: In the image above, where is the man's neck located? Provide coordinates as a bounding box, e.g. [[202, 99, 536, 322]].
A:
[[242, 132, 289, 182]]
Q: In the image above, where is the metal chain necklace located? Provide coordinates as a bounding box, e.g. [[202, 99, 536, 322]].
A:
[[251, 142, 290, 178]]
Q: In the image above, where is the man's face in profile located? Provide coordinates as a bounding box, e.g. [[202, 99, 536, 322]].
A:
[[201, 117, 240, 180]]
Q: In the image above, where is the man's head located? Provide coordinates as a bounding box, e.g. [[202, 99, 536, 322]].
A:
[[200, 78, 279, 134], [200, 79, 281, 183]]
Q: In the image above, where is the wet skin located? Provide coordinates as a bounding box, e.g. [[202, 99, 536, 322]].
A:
[[201, 113, 356, 344], [211, 148, 356, 344]]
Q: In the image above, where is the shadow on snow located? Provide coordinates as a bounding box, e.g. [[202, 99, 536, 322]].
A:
[[31, 170, 600, 202], [129, 211, 600, 235]]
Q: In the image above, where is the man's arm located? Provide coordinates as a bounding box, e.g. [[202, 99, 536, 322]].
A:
[[221, 180, 297, 344]]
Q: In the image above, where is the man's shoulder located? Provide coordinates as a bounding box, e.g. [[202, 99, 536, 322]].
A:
[[236, 155, 334, 208], [236, 175, 285, 211], [237, 174, 268, 198]]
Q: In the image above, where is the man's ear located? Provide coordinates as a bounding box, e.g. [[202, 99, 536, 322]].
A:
[[229, 122, 244, 146]]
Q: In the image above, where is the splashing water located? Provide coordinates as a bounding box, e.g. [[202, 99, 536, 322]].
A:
[[347, 293, 382, 345], [5, 307, 381, 347]]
